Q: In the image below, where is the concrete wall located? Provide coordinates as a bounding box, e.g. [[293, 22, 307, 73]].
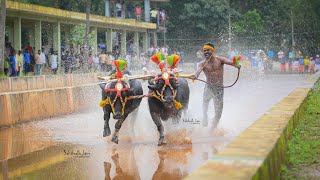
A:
[[0, 84, 100, 128], [186, 73, 320, 179], [0, 73, 100, 93]]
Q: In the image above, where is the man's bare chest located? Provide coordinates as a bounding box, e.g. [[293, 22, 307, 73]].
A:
[[203, 61, 222, 72]]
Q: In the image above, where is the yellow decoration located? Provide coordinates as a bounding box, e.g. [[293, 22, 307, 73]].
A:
[[203, 45, 214, 51], [99, 99, 110, 107], [174, 100, 183, 110]]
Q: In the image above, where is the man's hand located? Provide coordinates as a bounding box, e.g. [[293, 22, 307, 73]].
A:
[[235, 64, 241, 69], [190, 74, 197, 80]]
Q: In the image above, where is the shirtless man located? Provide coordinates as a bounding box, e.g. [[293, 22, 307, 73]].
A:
[[192, 42, 240, 129]]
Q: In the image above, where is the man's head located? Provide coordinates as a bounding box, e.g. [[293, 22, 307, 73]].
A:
[[202, 42, 215, 59]]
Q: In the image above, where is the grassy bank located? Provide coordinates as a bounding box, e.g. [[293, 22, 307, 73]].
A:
[[280, 80, 320, 179]]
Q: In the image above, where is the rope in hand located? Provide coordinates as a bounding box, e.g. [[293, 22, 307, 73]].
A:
[[192, 67, 241, 88]]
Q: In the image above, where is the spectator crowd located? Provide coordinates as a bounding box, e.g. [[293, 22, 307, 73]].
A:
[[113, 0, 167, 26], [3, 40, 184, 77]]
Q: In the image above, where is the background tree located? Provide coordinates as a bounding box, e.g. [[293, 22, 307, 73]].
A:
[[10, 0, 320, 59], [0, 0, 6, 75], [70, 24, 95, 51], [84, 0, 91, 58]]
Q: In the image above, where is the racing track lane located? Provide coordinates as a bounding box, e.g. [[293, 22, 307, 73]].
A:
[[0, 72, 312, 180]]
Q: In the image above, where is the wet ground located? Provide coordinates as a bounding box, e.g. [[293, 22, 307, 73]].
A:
[[0, 71, 312, 180]]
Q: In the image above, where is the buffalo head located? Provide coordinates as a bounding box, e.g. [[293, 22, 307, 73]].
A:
[[104, 80, 132, 119], [148, 71, 180, 108]]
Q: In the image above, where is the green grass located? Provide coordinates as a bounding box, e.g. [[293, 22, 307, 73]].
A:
[[280, 81, 320, 179]]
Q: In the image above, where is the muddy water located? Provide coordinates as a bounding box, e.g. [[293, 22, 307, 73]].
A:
[[0, 72, 310, 180]]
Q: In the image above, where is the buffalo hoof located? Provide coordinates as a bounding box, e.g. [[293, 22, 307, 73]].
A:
[[158, 136, 167, 146], [103, 127, 111, 137], [112, 136, 119, 144]]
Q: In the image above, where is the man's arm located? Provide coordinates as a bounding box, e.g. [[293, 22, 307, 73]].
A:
[[220, 56, 241, 69], [194, 61, 205, 79]]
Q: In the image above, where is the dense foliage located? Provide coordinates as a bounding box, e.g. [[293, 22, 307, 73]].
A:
[[13, 0, 320, 56]]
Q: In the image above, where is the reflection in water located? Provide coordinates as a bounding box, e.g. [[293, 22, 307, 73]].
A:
[[0, 125, 57, 161], [152, 146, 192, 180], [1, 144, 92, 180], [104, 148, 139, 180], [103, 145, 195, 180]]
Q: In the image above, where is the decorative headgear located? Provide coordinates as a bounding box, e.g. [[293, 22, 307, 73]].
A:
[[150, 52, 165, 70], [166, 54, 181, 70], [203, 45, 215, 51], [113, 59, 127, 78], [232, 55, 242, 66], [203, 42, 215, 51]]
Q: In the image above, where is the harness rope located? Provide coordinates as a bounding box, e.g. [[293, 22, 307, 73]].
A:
[[100, 77, 183, 110]]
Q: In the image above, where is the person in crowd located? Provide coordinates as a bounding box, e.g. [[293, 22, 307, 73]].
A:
[[9, 51, 17, 77], [298, 56, 305, 74], [116, 0, 122, 18], [148, 45, 154, 56], [304, 56, 310, 73], [87, 53, 93, 71], [159, 9, 166, 26], [4, 43, 10, 76], [35, 50, 43, 75], [16, 50, 23, 76], [315, 55, 320, 72], [310, 57, 315, 74], [93, 53, 100, 72], [41, 48, 47, 73], [127, 2, 134, 19], [50, 51, 58, 74], [65, 51, 72, 74], [25, 42, 33, 55], [24, 50, 31, 74], [135, 5, 142, 21], [150, 8, 158, 23], [121, 0, 126, 18], [278, 50, 286, 72], [288, 51, 295, 72], [106, 52, 113, 72], [99, 51, 108, 71], [125, 53, 131, 69], [78, 50, 85, 70]]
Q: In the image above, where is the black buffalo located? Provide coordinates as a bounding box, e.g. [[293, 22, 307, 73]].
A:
[[99, 70, 143, 144], [147, 72, 190, 145]]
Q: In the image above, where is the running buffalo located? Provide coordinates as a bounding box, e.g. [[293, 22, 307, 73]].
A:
[[99, 70, 143, 144], [147, 71, 190, 145]]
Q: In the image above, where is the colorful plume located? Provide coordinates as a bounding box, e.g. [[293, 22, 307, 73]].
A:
[[150, 52, 165, 70], [166, 54, 181, 69], [232, 55, 242, 66], [113, 59, 127, 78]]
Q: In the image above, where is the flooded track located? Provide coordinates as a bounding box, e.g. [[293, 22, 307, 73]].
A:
[[0, 72, 312, 180]]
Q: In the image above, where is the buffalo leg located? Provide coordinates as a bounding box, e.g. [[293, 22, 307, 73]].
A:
[[103, 112, 111, 137], [151, 112, 166, 146], [112, 115, 128, 144], [129, 108, 139, 138], [172, 112, 181, 124]]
